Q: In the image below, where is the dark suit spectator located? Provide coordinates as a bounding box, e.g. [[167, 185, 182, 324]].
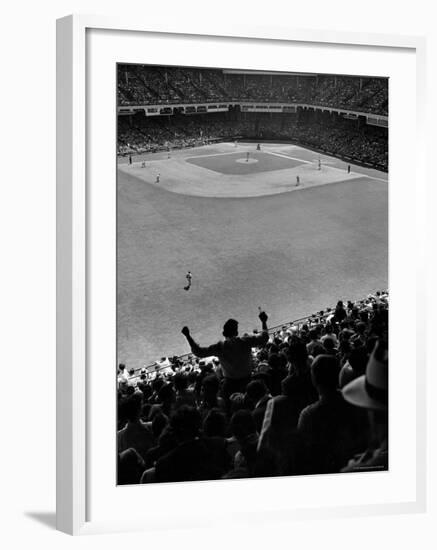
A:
[[154, 406, 231, 483], [117, 394, 154, 461], [245, 379, 271, 432], [298, 355, 367, 474], [198, 374, 226, 419], [117, 448, 145, 485], [306, 329, 325, 358]]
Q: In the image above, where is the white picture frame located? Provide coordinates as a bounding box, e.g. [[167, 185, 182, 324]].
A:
[[56, 14, 427, 535]]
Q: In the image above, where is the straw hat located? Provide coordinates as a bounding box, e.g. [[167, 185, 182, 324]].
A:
[[342, 340, 388, 411]]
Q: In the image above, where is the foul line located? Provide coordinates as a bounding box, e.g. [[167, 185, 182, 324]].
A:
[[186, 151, 241, 160], [269, 151, 387, 183], [357, 173, 388, 183], [267, 151, 312, 164]]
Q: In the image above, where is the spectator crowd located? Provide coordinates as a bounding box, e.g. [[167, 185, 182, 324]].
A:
[[118, 65, 388, 116], [118, 116, 254, 156], [117, 291, 389, 484], [118, 111, 388, 171]]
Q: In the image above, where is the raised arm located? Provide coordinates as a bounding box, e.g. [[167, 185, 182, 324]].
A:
[[243, 310, 269, 347], [181, 326, 220, 358], [258, 309, 268, 332]]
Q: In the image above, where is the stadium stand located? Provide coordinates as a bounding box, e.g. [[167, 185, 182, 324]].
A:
[[117, 66, 388, 171], [118, 111, 387, 171], [117, 291, 389, 483], [118, 66, 388, 115]]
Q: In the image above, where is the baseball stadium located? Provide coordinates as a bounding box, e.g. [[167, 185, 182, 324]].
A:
[[116, 65, 389, 484]]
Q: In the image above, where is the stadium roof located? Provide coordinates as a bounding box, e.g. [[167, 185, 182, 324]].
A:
[[222, 69, 317, 76], [222, 69, 387, 79]]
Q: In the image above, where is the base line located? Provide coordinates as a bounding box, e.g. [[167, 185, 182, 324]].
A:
[[356, 173, 388, 183], [269, 151, 387, 182], [267, 151, 312, 164], [186, 151, 241, 160]]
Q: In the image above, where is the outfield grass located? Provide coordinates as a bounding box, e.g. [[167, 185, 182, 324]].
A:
[[117, 143, 388, 368]]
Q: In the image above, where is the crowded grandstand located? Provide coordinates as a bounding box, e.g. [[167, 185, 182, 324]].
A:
[[117, 292, 389, 483]]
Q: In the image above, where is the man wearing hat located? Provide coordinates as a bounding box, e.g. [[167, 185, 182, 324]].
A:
[[181, 310, 269, 400], [341, 339, 388, 472]]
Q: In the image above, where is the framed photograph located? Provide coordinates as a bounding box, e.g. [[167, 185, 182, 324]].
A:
[[57, 15, 427, 535]]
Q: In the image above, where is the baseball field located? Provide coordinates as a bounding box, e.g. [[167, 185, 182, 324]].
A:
[[117, 142, 388, 368]]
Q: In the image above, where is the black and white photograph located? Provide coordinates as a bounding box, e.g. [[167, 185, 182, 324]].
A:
[[116, 64, 389, 485]]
